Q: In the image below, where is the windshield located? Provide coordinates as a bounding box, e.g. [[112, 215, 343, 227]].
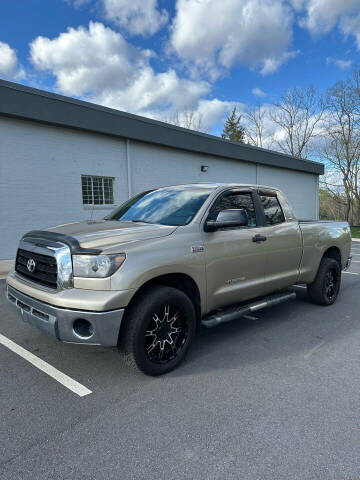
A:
[[105, 186, 213, 226]]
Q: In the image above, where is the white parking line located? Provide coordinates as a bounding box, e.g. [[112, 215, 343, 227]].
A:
[[343, 271, 359, 275], [304, 340, 325, 359], [0, 333, 92, 397]]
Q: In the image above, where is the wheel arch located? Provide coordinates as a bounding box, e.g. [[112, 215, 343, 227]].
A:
[[307, 248, 342, 305], [119, 273, 202, 338], [322, 246, 342, 266]]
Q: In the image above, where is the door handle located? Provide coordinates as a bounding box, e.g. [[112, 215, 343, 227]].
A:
[[252, 234, 267, 243]]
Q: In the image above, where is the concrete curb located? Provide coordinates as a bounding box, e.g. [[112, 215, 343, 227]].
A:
[[352, 238, 360, 243]]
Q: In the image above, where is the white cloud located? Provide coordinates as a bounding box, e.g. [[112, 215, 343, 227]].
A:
[[170, 0, 296, 78], [0, 41, 17, 77], [102, 0, 168, 36], [288, 0, 306, 11], [64, 0, 91, 8], [260, 49, 300, 75], [0, 41, 24, 80], [195, 99, 243, 131], [297, 0, 360, 33], [326, 56, 353, 70], [95, 67, 210, 116], [30, 22, 152, 96], [29, 22, 229, 127], [296, 0, 360, 52], [252, 87, 266, 97], [283, 0, 360, 59], [300, 0, 360, 54], [155, 98, 242, 132], [340, 13, 360, 51]]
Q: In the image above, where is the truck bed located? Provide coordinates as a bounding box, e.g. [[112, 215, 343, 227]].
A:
[[297, 219, 351, 284]]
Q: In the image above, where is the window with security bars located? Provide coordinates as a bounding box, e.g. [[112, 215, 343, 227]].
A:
[[81, 175, 114, 205]]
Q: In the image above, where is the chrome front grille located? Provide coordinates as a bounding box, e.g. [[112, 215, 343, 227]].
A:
[[15, 248, 58, 289], [14, 237, 73, 291]]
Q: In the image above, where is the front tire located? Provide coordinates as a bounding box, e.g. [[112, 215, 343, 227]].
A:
[[118, 285, 196, 376], [307, 257, 341, 306]]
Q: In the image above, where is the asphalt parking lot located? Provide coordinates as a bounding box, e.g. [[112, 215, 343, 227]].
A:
[[1, 243, 360, 480]]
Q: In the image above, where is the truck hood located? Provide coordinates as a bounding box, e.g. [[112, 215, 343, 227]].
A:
[[46, 220, 177, 251]]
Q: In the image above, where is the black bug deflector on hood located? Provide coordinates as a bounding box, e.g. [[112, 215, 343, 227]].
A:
[[22, 230, 102, 254]]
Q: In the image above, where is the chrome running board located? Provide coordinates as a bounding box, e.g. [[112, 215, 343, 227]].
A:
[[201, 291, 296, 328]]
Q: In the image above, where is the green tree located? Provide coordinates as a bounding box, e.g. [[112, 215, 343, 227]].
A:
[[222, 107, 245, 142]]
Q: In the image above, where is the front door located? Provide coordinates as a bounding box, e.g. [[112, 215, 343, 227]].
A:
[[201, 189, 267, 312]]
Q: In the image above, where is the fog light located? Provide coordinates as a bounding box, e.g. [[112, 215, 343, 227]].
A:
[[73, 319, 94, 339]]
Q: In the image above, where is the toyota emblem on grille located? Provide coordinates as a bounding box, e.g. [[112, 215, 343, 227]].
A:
[[27, 258, 36, 273]]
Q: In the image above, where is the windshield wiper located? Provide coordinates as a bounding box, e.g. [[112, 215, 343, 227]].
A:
[[130, 219, 156, 224]]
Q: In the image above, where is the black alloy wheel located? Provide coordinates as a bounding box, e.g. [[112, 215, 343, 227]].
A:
[[118, 285, 196, 375], [307, 257, 341, 306], [145, 303, 189, 364], [324, 268, 338, 302]]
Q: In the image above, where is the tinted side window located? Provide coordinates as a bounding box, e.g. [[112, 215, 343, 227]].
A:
[[260, 195, 285, 225], [211, 193, 256, 227]]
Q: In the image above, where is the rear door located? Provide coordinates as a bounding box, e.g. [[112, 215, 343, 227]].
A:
[[201, 189, 267, 312], [256, 190, 302, 294]]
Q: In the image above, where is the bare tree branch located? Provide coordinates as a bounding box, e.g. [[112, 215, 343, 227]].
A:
[[270, 86, 325, 158], [165, 110, 208, 133], [320, 74, 360, 223], [244, 105, 273, 149]]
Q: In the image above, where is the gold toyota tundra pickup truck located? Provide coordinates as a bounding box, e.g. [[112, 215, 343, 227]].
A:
[[6, 184, 352, 375]]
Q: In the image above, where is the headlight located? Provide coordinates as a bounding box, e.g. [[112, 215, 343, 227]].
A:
[[72, 254, 126, 278]]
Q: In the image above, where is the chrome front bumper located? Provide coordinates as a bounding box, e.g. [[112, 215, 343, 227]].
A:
[[6, 285, 124, 346]]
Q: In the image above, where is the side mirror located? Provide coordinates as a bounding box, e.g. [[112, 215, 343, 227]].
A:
[[205, 209, 249, 231]]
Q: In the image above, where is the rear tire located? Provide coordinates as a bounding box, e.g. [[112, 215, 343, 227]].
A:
[[118, 285, 196, 376], [307, 257, 341, 306]]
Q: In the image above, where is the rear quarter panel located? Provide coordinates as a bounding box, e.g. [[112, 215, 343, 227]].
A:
[[298, 221, 351, 284]]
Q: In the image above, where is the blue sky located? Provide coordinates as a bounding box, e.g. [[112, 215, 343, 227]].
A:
[[1, 0, 360, 135]]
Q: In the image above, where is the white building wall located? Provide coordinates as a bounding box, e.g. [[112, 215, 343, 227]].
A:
[[257, 165, 318, 220], [129, 140, 257, 194], [0, 117, 319, 260], [129, 142, 318, 220], [0, 117, 128, 260]]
